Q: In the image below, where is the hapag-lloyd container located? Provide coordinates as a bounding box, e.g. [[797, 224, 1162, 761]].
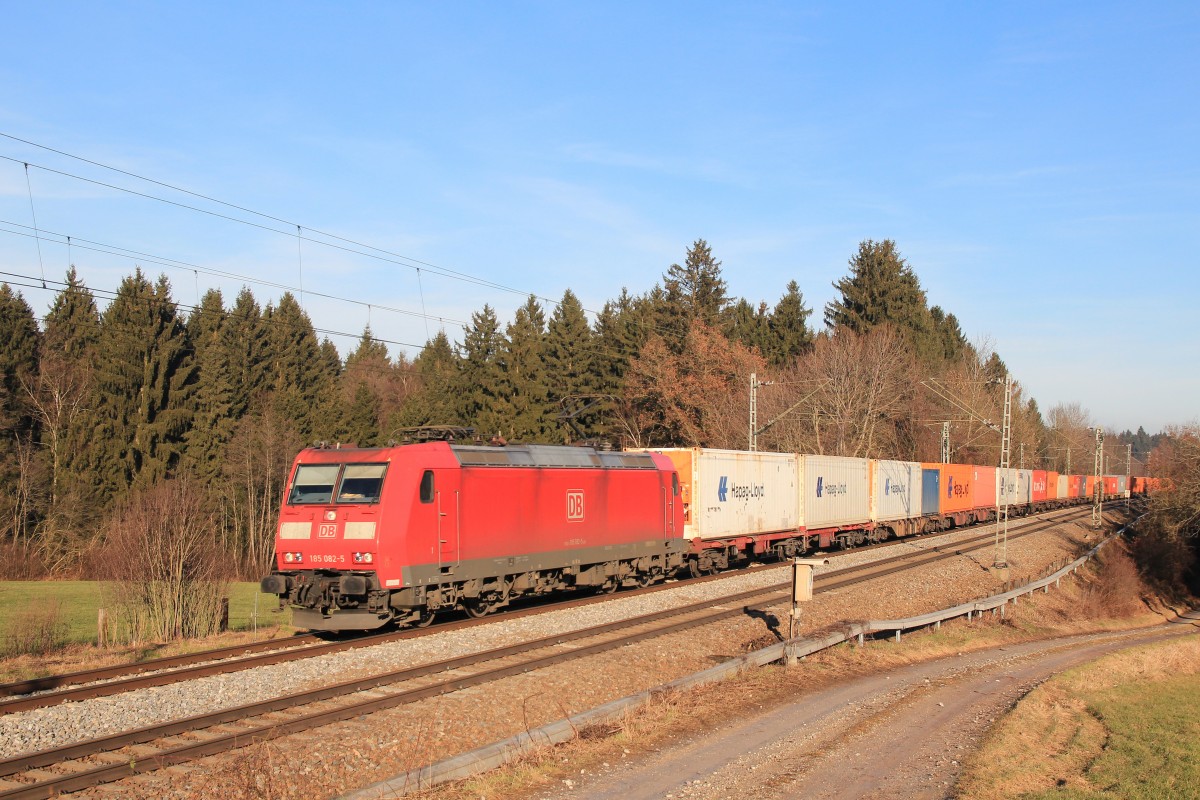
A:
[[973, 465, 997, 509], [997, 468, 1020, 506], [637, 448, 800, 541], [1017, 469, 1033, 505], [802, 455, 871, 529], [922, 463, 974, 514], [871, 460, 922, 521]]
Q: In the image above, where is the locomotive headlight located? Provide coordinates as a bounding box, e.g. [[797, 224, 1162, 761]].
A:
[[353, 552, 363, 563], [364, 552, 374, 564], [293, 552, 303, 563], [284, 552, 294, 563]]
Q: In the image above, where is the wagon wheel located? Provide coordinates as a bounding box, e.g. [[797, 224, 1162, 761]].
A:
[[635, 571, 656, 589], [413, 609, 436, 628], [687, 560, 703, 579], [597, 579, 619, 594], [464, 599, 493, 618]]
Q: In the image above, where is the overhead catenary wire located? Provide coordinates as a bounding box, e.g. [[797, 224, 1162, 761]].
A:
[[0, 223, 469, 331], [0, 137, 689, 345]]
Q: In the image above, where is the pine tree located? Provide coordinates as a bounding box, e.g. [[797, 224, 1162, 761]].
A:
[[766, 280, 814, 366], [929, 306, 969, 362], [545, 290, 596, 438], [724, 298, 770, 355], [660, 239, 729, 342], [495, 296, 554, 441], [92, 270, 196, 498], [184, 289, 236, 484], [262, 293, 335, 443], [825, 239, 936, 359], [593, 288, 646, 395], [0, 284, 42, 545], [37, 269, 102, 512], [395, 331, 461, 429], [0, 284, 40, 430], [457, 305, 506, 436], [338, 327, 391, 446]]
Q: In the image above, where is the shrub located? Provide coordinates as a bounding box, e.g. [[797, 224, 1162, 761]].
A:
[[97, 478, 232, 642]]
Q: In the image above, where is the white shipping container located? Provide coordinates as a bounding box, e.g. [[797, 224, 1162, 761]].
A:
[[1017, 469, 1033, 505], [635, 448, 801, 541], [997, 468, 1020, 505], [872, 460, 922, 522], [1057, 474, 1069, 499], [802, 455, 871, 529]]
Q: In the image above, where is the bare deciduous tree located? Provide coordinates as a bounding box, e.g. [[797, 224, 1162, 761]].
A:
[[100, 478, 230, 642]]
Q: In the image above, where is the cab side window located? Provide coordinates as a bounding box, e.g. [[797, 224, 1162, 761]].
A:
[[672, 474, 680, 496], [420, 470, 435, 504]]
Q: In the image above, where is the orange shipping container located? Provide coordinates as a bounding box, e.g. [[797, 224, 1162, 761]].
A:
[[973, 465, 996, 508], [923, 463, 974, 514], [1046, 471, 1060, 500]]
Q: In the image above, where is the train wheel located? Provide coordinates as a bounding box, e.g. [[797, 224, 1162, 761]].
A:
[[414, 610, 436, 627], [688, 560, 703, 579], [464, 600, 492, 618], [598, 579, 619, 594]]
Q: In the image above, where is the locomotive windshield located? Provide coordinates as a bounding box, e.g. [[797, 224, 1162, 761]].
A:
[[288, 463, 388, 505], [337, 464, 387, 503]]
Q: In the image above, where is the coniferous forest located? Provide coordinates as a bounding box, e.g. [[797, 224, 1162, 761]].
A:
[[0, 239, 1158, 581]]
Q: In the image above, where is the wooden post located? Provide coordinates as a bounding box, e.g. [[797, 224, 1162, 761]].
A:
[[97, 608, 107, 649], [219, 597, 230, 633]]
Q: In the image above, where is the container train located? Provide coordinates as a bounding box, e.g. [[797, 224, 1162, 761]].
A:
[[260, 441, 1147, 632]]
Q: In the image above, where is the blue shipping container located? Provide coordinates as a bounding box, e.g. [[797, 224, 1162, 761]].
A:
[[922, 468, 941, 516]]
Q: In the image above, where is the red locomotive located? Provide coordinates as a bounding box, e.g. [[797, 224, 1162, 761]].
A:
[[260, 440, 685, 630]]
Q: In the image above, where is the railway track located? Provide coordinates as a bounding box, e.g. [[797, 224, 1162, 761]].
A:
[[0, 504, 1103, 717], [0, 506, 1110, 799]]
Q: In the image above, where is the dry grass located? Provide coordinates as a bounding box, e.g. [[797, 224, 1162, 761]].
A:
[[0, 622, 296, 685], [956, 636, 1200, 800], [1, 599, 68, 657]]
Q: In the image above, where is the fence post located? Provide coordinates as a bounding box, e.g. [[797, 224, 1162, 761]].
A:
[[219, 597, 230, 633], [97, 608, 107, 649]]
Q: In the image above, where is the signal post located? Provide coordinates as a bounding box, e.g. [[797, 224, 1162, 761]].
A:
[[787, 558, 829, 665]]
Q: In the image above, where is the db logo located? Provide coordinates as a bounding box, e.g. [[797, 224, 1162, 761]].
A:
[[318, 523, 337, 539], [566, 490, 585, 522]]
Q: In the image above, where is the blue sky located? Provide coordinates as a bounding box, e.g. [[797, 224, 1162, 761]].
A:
[[0, 2, 1195, 433]]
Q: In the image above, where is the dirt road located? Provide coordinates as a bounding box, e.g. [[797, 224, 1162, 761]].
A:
[[533, 618, 1199, 800]]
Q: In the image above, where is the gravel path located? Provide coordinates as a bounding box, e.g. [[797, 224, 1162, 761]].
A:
[[527, 625, 1197, 800], [2, 511, 1094, 798]]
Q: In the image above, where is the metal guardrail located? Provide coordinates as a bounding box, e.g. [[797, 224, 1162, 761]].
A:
[[343, 520, 1131, 799]]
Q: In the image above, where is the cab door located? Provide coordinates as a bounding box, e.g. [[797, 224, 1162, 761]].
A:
[[425, 468, 461, 573]]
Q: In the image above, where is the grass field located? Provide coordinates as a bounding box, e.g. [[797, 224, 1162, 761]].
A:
[[0, 580, 292, 649], [958, 635, 1200, 799]]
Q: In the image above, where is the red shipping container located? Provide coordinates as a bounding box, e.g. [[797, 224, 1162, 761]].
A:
[[1031, 470, 1049, 503], [972, 465, 996, 509], [1085, 475, 1097, 497], [1103, 476, 1120, 496], [1046, 471, 1060, 500]]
